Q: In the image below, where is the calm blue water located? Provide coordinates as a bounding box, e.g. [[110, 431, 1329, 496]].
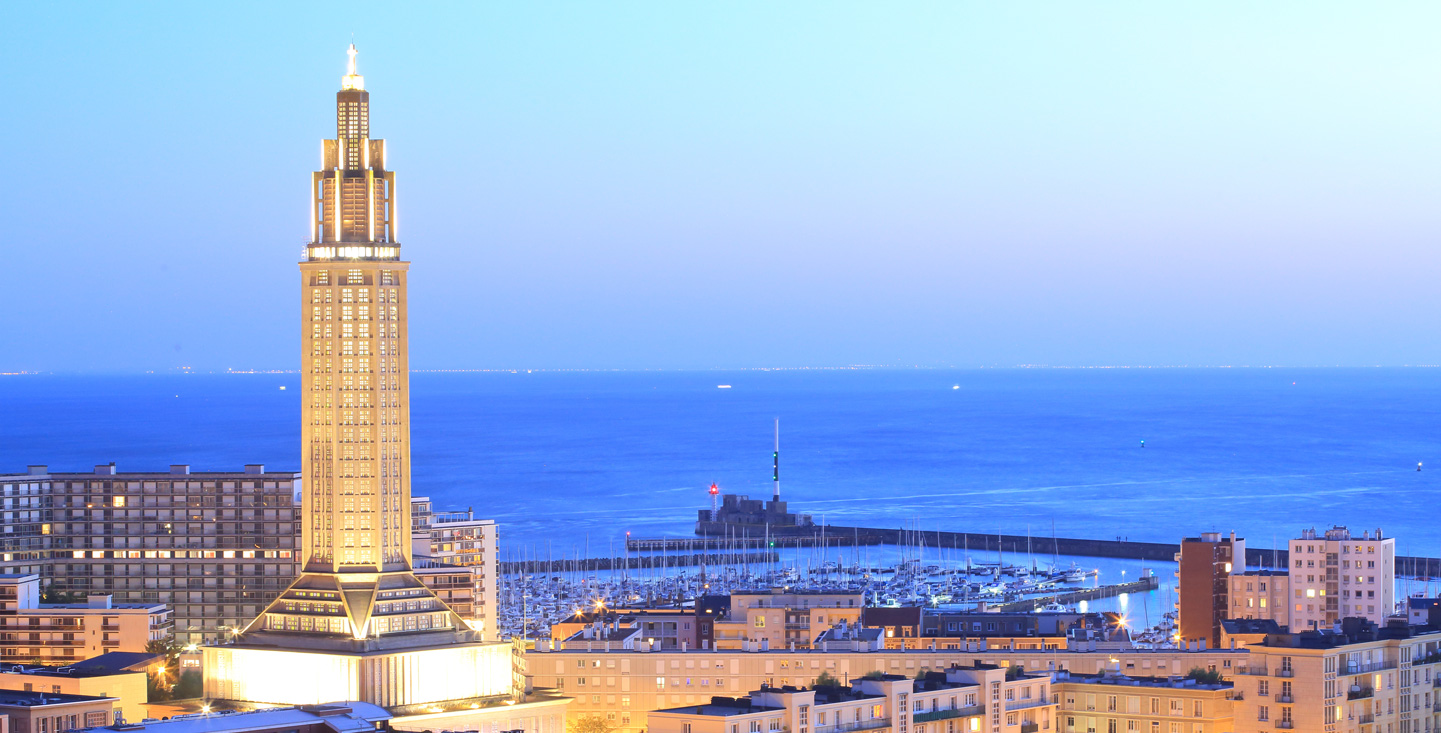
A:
[[2, 368, 1439, 564]]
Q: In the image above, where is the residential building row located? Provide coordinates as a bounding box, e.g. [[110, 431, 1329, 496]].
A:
[[640, 665, 1240, 733], [0, 468, 499, 645], [520, 640, 1248, 733], [0, 575, 169, 665], [1178, 526, 1397, 649]]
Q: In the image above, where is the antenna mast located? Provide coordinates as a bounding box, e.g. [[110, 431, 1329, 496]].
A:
[[773, 418, 780, 502]]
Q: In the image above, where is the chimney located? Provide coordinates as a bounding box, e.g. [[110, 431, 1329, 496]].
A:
[[169, 465, 190, 476], [95, 464, 116, 476], [26, 466, 46, 476], [243, 464, 264, 475]]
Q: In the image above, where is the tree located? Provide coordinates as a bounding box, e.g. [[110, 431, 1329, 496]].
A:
[[1185, 667, 1223, 685], [814, 671, 843, 688], [145, 639, 182, 702], [567, 716, 614, 733], [913, 667, 931, 681], [861, 671, 887, 680], [146, 675, 171, 703], [172, 671, 202, 700], [40, 586, 84, 604], [1004, 665, 1023, 681]]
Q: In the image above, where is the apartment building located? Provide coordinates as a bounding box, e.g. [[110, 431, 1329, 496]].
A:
[[0, 690, 118, 733], [1227, 571, 1289, 627], [1176, 532, 1244, 649], [0, 575, 169, 664], [0, 662, 148, 724], [521, 641, 1247, 733], [1052, 672, 1235, 733], [553, 609, 710, 651], [1288, 526, 1395, 631], [649, 667, 1054, 733], [0, 465, 301, 644], [1231, 620, 1441, 733], [411, 500, 498, 640], [716, 590, 864, 650]]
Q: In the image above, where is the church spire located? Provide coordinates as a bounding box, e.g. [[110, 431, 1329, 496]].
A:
[[342, 43, 365, 91]]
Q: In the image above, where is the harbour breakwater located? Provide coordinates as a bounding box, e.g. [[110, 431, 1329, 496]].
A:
[[499, 549, 779, 575], [988, 577, 1160, 612], [686, 522, 1441, 575]]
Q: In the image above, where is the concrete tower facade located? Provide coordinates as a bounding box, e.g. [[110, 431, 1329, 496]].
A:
[[299, 43, 409, 578], [208, 48, 511, 709]]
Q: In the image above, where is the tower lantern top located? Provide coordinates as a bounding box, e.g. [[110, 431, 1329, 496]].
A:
[[341, 43, 365, 91]]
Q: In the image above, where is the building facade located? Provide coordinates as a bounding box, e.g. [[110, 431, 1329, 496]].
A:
[[0, 664, 148, 725], [411, 502, 497, 640], [1052, 672, 1235, 733], [0, 575, 168, 664], [648, 668, 1053, 733], [1231, 623, 1441, 733], [715, 590, 864, 650], [1227, 571, 1289, 628], [521, 643, 1248, 733], [0, 690, 117, 733], [1287, 526, 1395, 631], [0, 465, 300, 643], [1177, 532, 1244, 649]]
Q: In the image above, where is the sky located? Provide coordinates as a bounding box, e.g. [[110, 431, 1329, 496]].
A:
[[3, 2, 1441, 372]]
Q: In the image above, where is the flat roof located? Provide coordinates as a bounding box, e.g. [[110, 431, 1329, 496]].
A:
[[2, 472, 298, 478], [654, 702, 782, 717], [1056, 673, 1232, 691], [109, 703, 389, 733], [40, 603, 167, 611], [0, 690, 115, 707], [533, 646, 1247, 655]]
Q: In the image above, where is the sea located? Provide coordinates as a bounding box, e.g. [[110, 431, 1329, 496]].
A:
[[3, 367, 1440, 614]]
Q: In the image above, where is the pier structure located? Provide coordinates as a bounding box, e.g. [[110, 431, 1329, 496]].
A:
[[684, 521, 1441, 572]]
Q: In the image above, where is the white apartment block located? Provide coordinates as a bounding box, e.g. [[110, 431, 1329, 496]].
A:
[[1289, 527, 1394, 631], [411, 498, 498, 640]]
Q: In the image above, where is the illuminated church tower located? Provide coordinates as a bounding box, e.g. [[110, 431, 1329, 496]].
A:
[[206, 47, 511, 709]]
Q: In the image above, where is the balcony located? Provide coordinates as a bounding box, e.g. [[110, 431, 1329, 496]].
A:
[[1346, 661, 1397, 674], [1274, 669, 1294, 678], [1357, 714, 1375, 724], [1005, 699, 1049, 713], [1275, 722, 1294, 730], [1020, 724, 1038, 733], [816, 719, 890, 733], [1347, 688, 1374, 701], [913, 707, 983, 723], [1275, 695, 1293, 703], [1241, 667, 1269, 676]]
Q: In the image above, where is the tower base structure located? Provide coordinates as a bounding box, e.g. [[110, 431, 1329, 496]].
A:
[[204, 571, 514, 710], [203, 637, 513, 710]]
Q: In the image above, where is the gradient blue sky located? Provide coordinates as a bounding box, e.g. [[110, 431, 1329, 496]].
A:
[[4, 2, 1440, 371]]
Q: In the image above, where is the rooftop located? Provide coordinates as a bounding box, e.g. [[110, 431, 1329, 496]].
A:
[[732, 588, 864, 597], [1055, 672, 1232, 691], [41, 602, 166, 611], [0, 657, 157, 679], [1221, 618, 1283, 635], [655, 698, 782, 717], [0, 690, 115, 707], [105, 703, 390, 733]]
